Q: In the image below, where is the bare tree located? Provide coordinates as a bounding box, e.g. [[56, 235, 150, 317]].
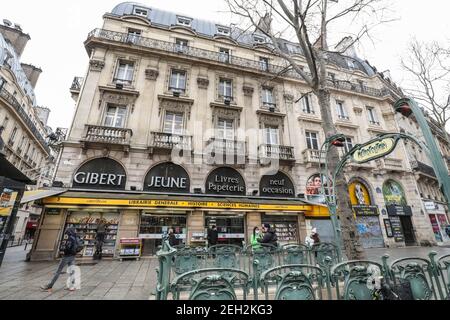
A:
[[225, 0, 393, 259], [401, 39, 450, 143]]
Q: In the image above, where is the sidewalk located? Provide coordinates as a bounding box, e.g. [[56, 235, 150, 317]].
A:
[[0, 245, 157, 300], [0, 245, 448, 300]]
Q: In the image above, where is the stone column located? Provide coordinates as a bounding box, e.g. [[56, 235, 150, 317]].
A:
[[298, 213, 308, 245], [187, 210, 205, 246]]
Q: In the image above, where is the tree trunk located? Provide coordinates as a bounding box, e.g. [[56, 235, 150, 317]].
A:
[[315, 88, 366, 260]]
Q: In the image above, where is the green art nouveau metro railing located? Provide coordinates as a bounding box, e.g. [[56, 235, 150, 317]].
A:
[[87, 29, 390, 99], [156, 241, 450, 300]]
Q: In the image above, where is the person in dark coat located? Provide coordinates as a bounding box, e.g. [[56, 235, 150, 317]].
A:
[[257, 223, 278, 248], [207, 225, 218, 246], [41, 228, 78, 292], [168, 228, 178, 247], [94, 219, 107, 260]]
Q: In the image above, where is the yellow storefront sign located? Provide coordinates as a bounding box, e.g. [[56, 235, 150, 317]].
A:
[[43, 197, 330, 217]]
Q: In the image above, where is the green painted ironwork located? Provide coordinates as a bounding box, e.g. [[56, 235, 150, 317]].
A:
[[435, 254, 450, 299], [155, 236, 177, 300], [281, 244, 309, 265], [331, 260, 387, 300], [172, 246, 208, 275], [260, 265, 331, 300], [311, 243, 339, 268], [208, 244, 242, 270], [170, 268, 250, 300]]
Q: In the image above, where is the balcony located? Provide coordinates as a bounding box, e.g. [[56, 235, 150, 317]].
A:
[[70, 77, 84, 93], [86, 28, 390, 99], [302, 149, 326, 168], [410, 160, 437, 178], [149, 132, 192, 152], [0, 87, 50, 154], [259, 144, 295, 164], [206, 138, 246, 165], [81, 125, 133, 154]]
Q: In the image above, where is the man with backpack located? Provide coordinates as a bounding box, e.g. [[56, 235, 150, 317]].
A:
[[41, 228, 82, 292]]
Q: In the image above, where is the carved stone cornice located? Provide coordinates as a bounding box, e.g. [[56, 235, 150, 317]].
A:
[[98, 86, 140, 111], [283, 93, 295, 103], [243, 85, 254, 97], [158, 95, 194, 119], [145, 68, 159, 80], [353, 106, 363, 114], [197, 77, 210, 89], [210, 103, 242, 125], [89, 59, 105, 72], [257, 110, 285, 128]]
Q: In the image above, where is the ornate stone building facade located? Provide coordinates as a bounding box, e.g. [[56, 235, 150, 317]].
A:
[[32, 2, 444, 260], [0, 19, 56, 241]]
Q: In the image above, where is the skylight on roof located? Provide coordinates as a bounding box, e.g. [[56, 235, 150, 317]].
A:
[[253, 35, 265, 44], [177, 16, 193, 27], [217, 26, 231, 36], [133, 7, 149, 17]]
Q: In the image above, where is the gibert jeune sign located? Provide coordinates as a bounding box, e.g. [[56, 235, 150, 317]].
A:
[[351, 137, 398, 164], [73, 158, 126, 190]]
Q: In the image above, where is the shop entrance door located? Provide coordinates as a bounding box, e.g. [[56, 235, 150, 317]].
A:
[[400, 216, 416, 246], [205, 215, 245, 247], [139, 214, 187, 256]]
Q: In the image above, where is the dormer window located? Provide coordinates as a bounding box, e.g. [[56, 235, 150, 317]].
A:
[[133, 7, 149, 17], [217, 26, 231, 36], [177, 16, 192, 27], [253, 35, 265, 44]]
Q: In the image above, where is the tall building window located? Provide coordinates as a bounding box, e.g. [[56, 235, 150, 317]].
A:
[[0, 76, 5, 90], [306, 131, 319, 150], [177, 16, 193, 27], [104, 105, 127, 128], [219, 48, 230, 63], [217, 118, 234, 140], [367, 107, 380, 125], [218, 79, 233, 100], [262, 87, 275, 108], [259, 57, 269, 71], [336, 101, 349, 120], [175, 38, 189, 52], [8, 127, 17, 145], [18, 135, 26, 152], [216, 26, 231, 36], [127, 28, 142, 44], [164, 112, 184, 135], [169, 69, 187, 93], [264, 126, 279, 145], [114, 61, 134, 85], [303, 94, 314, 114], [344, 137, 354, 153], [1, 116, 9, 130]]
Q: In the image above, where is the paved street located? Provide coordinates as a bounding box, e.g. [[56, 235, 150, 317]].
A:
[[0, 245, 449, 300]]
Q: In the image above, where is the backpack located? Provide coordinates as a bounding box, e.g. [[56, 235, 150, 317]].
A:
[[75, 236, 84, 253]]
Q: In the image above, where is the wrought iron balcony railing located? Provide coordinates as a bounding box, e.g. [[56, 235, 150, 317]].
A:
[[410, 160, 437, 177], [150, 132, 192, 150], [70, 77, 84, 92], [87, 28, 390, 99], [259, 144, 295, 161], [0, 87, 50, 154], [207, 138, 246, 156], [82, 125, 133, 145]]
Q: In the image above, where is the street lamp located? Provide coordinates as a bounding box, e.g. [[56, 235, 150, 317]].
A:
[[318, 134, 347, 262], [394, 98, 450, 213]]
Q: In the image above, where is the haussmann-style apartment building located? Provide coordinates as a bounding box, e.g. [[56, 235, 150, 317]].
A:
[[30, 2, 449, 261]]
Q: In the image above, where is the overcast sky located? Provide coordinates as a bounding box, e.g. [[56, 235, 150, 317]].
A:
[[2, 0, 450, 130]]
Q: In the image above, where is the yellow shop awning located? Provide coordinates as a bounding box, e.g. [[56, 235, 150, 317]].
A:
[[42, 191, 330, 217]]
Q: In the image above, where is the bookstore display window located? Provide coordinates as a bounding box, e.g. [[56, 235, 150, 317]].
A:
[[60, 211, 119, 258], [139, 214, 187, 256], [205, 214, 245, 246], [262, 214, 299, 244]]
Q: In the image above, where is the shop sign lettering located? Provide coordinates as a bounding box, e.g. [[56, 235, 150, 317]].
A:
[[352, 138, 397, 164], [72, 158, 127, 190], [260, 172, 295, 198]]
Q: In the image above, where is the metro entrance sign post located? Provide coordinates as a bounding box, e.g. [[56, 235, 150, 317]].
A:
[[319, 131, 428, 262]]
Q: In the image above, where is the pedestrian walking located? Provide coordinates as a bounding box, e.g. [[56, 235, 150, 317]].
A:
[[250, 226, 262, 250], [305, 228, 320, 248], [257, 223, 278, 248], [94, 219, 107, 260], [40, 228, 82, 292], [168, 228, 178, 247], [207, 225, 218, 247]]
